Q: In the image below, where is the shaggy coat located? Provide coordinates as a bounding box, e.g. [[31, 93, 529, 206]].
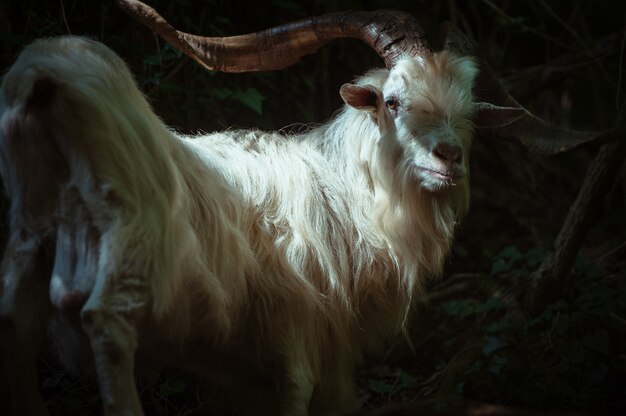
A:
[[0, 36, 477, 415]]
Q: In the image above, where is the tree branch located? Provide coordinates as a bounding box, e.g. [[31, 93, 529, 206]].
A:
[[524, 138, 626, 315]]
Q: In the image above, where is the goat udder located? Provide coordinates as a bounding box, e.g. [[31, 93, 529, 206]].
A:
[[60, 289, 89, 312]]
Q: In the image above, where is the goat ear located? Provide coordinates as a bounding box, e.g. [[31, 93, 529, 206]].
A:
[[340, 84, 381, 113]]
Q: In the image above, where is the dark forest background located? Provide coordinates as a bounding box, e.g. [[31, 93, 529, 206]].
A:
[[0, 0, 625, 414]]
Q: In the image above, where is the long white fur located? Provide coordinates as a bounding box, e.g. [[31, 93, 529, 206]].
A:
[[0, 36, 477, 415]]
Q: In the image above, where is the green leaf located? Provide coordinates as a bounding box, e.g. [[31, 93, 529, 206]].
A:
[[486, 319, 510, 333], [158, 82, 187, 93], [443, 300, 478, 317], [210, 87, 233, 100], [368, 379, 394, 394], [397, 371, 417, 389], [499, 246, 522, 261], [490, 246, 524, 274], [367, 371, 416, 396], [488, 354, 508, 376], [143, 44, 182, 67], [464, 360, 482, 375], [491, 258, 510, 274], [525, 247, 547, 267], [483, 336, 507, 356], [159, 379, 186, 397], [455, 381, 465, 393], [443, 297, 503, 318], [210, 87, 265, 114], [232, 87, 265, 115]]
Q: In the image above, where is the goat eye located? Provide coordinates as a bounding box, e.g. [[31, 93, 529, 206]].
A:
[[385, 97, 399, 111]]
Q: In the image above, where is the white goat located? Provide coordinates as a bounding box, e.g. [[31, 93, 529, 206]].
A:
[[0, 12, 477, 416]]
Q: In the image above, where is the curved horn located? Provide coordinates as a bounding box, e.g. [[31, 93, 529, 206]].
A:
[[117, 1, 620, 155], [474, 63, 623, 155], [115, 0, 429, 72], [437, 22, 623, 155]]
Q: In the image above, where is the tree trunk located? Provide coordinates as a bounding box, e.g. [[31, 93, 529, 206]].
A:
[[524, 138, 625, 315]]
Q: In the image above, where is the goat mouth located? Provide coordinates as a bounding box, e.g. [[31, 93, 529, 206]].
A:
[[417, 166, 462, 182]]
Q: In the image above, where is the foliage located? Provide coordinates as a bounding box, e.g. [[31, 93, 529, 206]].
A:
[[437, 248, 626, 410], [361, 246, 626, 413]]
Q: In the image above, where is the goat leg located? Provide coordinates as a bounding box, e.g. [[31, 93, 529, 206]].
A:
[[280, 334, 316, 416], [0, 242, 52, 416], [81, 269, 149, 416], [310, 364, 357, 415]]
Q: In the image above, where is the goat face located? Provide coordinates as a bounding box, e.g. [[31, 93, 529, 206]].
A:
[[342, 52, 478, 194], [388, 53, 478, 192]]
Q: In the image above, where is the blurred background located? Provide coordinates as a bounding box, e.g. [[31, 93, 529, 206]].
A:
[[0, 0, 624, 414]]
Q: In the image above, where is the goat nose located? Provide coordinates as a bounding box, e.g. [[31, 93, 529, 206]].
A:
[[433, 143, 462, 163]]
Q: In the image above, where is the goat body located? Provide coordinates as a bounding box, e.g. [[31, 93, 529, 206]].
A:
[[0, 36, 477, 415]]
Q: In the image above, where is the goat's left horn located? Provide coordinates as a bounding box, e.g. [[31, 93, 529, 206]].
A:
[[115, 0, 430, 71]]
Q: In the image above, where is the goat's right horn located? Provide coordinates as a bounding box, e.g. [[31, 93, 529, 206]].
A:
[[115, 0, 430, 71], [474, 63, 624, 155]]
